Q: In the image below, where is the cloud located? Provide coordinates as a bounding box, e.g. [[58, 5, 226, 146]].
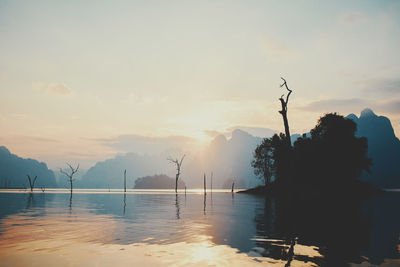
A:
[[299, 98, 400, 115], [32, 82, 72, 96], [204, 130, 222, 138], [339, 12, 370, 25], [376, 98, 400, 114], [299, 98, 368, 113], [356, 78, 400, 97], [261, 36, 298, 61], [94, 134, 200, 155], [15, 135, 60, 143]]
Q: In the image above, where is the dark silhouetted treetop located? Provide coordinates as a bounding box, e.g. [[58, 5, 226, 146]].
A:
[[251, 113, 372, 195]]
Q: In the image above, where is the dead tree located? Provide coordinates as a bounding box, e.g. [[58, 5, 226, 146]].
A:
[[204, 173, 206, 195], [60, 163, 79, 194], [279, 77, 293, 146], [124, 169, 127, 192], [26, 175, 38, 192], [167, 155, 185, 193]]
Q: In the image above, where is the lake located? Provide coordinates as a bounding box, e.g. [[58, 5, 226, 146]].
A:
[[0, 189, 399, 266]]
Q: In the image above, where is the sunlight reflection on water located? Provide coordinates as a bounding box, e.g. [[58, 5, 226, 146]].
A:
[[0, 190, 399, 266], [0, 210, 310, 267]]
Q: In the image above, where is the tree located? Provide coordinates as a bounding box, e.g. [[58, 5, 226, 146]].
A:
[[293, 113, 371, 188], [26, 175, 38, 192], [60, 163, 79, 194], [252, 133, 292, 186], [167, 155, 185, 193], [251, 138, 274, 185], [278, 77, 293, 146]]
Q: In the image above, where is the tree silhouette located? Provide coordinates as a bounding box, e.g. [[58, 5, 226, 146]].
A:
[[60, 163, 79, 194], [278, 77, 293, 146], [293, 113, 371, 191], [167, 155, 185, 193], [252, 113, 372, 194], [26, 175, 37, 192], [251, 138, 274, 185]]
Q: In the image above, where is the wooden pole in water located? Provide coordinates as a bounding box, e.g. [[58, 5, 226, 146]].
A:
[[124, 169, 126, 192], [204, 173, 206, 195], [185, 186, 186, 195], [231, 181, 235, 193]]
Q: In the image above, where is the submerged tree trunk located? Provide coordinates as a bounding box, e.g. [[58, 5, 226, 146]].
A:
[[204, 173, 206, 195], [167, 155, 185, 193], [60, 163, 79, 195], [124, 169, 127, 192], [27, 175, 37, 192], [175, 174, 179, 193]]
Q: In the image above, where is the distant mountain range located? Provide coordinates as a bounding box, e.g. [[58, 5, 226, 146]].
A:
[[76, 129, 263, 189], [134, 174, 186, 189], [1, 109, 399, 189], [0, 146, 57, 188]]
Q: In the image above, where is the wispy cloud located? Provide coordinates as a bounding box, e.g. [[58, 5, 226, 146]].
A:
[[376, 98, 400, 114], [94, 134, 199, 155], [203, 130, 222, 138], [339, 12, 370, 25], [299, 97, 400, 115], [15, 135, 60, 143], [32, 82, 72, 96], [355, 78, 400, 96], [261, 36, 298, 61], [299, 98, 368, 113]]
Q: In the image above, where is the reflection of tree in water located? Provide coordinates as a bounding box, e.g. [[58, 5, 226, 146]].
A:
[[175, 194, 180, 219], [26, 193, 34, 209], [253, 195, 374, 266]]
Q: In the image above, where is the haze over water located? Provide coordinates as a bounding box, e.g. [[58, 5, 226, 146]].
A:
[[0, 189, 399, 266]]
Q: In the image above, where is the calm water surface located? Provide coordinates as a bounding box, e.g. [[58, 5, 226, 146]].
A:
[[0, 189, 399, 266]]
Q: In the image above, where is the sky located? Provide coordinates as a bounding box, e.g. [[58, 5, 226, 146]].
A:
[[1, 0, 399, 169]]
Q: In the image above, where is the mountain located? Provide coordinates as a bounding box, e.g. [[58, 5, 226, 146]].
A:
[[79, 129, 263, 189], [0, 146, 57, 188], [77, 153, 171, 188], [134, 174, 186, 189], [73, 109, 400, 189], [346, 109, 400, 188]]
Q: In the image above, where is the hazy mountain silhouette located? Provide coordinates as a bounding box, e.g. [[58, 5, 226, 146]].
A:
[[79, 129, 263, 189], [78, 110, 400, 190], [77, 153, 171, 188], [346, 108, 400, 188], [0, 146, 57, 188], [2, 108, 394, 190], [134, 174, 186, 189]]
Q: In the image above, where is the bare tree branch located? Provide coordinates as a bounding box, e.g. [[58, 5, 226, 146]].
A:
[[26, 175, 38, 192], [167, 154, 186, 193], [278, 77, 294, 146], [60, 163, 79, 194]]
